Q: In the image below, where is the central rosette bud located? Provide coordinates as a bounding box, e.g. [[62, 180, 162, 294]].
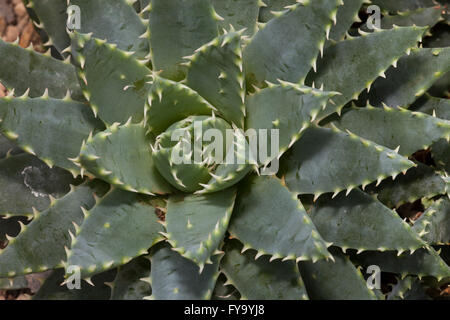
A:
[[152, 115, 247, 192]]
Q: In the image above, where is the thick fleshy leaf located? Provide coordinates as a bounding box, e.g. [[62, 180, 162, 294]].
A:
[[258, 0, 295, 22], [0, 274, 28, 290], [0, 39, 82, 99], [70, 0, 150, 59], [152, 148, 212, 194], [0, 181, 107, 278], [33, 269, 114, 300], [111, 256, 151, 300], [283, 126, 415, 197], [369, 162, 448, 208], [412, 95, 450, 120], [146, 76, 217, 135], [26, 0, 70, 56], [212, 0, 259, 37], [0, 96, 103, 175], [310, 189, 425, 252], [244, 0, 340, 85], [165, 188, 236, 268], [73, 34, 151, 125], [185, 32, 245, 128], [361, 7, 442, 31], [413, 198, 450, 245], [307, 26, 425, 119], [370, 0, 435, 12], [148, 242, 221, 300], [66, 188, 164, 278], [246, 82, 337, 166], [387, 276, 431, 300], [149, 0, 219, 81], [79, 123, 172, 195], [298, 247, 378, 300], [329, 0, 366, 41], [352, 248, 450, 281], [335, 105, 450, 156], [229, 175, 332, 262], [364, 48, 450, 108], [0, 154, 77, 216], [220, 240, 309, 300], [196, 162, 253, 195]]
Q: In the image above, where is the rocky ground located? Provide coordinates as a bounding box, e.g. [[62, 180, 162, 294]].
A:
[[0, 0, 42, 98]]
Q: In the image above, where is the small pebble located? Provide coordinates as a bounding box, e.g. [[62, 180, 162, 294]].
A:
[[5, 25, 19, 42]]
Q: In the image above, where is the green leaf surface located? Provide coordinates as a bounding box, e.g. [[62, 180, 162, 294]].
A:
[[258, 0, 296, 23], [152, 148, 212, 193], [370, 0, 436, 12], [329, 0, 366, 41], [364, 48, 450, 108], [0, 96, 104, 175], [283, 126, 415, 196], [413, 198, 450, 245], [66, 188, 164, 278], [411, 95, 450, 120], [369, 162, 448, 208], [244, 0, 340, 85], [0, 182, 106, 278], [70, 0, 150, 59], [229, 175, 331, 262], [185, 32, 245, 128], [310, 189, 426, 252], [246, 82, 337, 166], [361, 7, 442, 32], [308, 26, 425, 119], [27, 0, 70, 55], [165, 188, 236, 268], [0, 154, 77, 216], [352, 248, 450, 281], [0, 39, 82, 99], [149, 0, 219, 81], [146, 76, 217, 135], [79, 123, 172, 195], [149, 242, 221, 300], [33, 269, 115, 300], [299, 247, 378, 300], [387, 276, 431, 300], [335, 105, 450, 156], [220, 240, 309, 300], [73, 34, 151, 125], [111, 256, 151, 300], [212, 0, 259, 36], [196, 162, 253, 195], [0, 274, 28, 290]]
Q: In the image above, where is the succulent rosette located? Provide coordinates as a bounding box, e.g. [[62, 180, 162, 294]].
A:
[[0, 0, 449, 300]]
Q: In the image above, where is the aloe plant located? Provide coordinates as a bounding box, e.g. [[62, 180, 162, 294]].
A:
[[0, 0, 449, 300]]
